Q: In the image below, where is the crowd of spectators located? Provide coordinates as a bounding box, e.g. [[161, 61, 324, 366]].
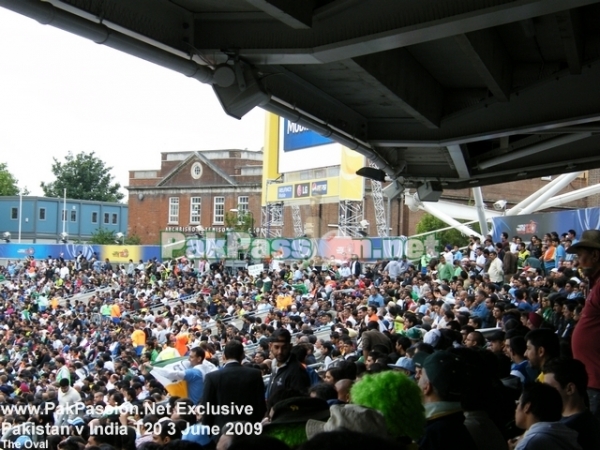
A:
[[0, 226, 598, 450]]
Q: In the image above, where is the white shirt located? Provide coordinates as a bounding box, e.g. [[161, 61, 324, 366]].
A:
[[488, 257, 504, 283], [476, 254, 486, 272], [443, 251, 454, 265]]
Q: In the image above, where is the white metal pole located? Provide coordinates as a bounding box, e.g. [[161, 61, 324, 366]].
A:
[[419, 202, 483, 240], [535, 183, 600, 211], [18, 192, 22, 243], [386, 197, 391, 237], [472, 187, 490, 236], [519, 173, 583, 215], [506, 172, 582, 215], [63, 188, 66, 235]]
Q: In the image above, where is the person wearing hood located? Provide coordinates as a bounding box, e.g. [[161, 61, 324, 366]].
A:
[[512, 383, 581, 450]]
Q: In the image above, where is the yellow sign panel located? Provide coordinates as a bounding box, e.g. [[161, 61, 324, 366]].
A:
[[339, 147, 365, 201], [101, 246, 140, 264], [262, 112, 365, 205]]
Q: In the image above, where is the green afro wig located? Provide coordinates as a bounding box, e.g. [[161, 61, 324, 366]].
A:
[[350, 371, 425, 441], [263, 423, 308, 449]]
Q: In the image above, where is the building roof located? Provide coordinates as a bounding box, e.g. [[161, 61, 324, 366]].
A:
[[127, 150, 263, 190]]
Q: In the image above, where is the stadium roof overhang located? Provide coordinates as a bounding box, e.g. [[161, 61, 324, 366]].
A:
[[4, 0, 600, 191]]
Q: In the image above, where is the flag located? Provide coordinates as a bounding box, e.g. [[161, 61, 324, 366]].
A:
[[150, 356, 189, 398]]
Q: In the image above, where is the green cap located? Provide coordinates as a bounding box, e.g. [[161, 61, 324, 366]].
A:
[[422, 351, 466, 401], [412, 351, 430, 368]]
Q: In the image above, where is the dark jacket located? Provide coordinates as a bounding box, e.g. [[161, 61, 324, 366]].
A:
[[419, 411, 478, 450], [266, 354, 311, 402], [201, 361, 266, 438]]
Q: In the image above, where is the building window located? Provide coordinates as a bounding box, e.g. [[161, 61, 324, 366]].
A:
[[213, 197, 224, 224], [327, 166, 340, 177], [70, 210, 77, 222], [169, 197, 180, 224], [191, 162, 203, 180], [190, 197, 201, 223], [92, 212, 98, 224], [237, 196, 249, 214], [39, 208, 46, 221], [104, 213, 110, 224], [11, 208, 17, 220], [112, 213, 118, 224]]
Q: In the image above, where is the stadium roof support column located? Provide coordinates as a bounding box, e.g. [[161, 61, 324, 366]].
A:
[[416, 199, 483, 240], [535, 182, 600, 211], [519, 173, 583, 215], [472, 187, 490, 236], [506, 172, 582, 216]]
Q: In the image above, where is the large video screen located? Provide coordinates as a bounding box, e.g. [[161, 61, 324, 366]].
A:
[[278, 118, 342, 173]]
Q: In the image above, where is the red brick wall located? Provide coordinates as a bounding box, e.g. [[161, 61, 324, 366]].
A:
[[128, 192, 263, 244], [129, 153, 594, 243]]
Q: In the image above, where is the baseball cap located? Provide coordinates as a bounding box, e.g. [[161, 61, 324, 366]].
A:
[[412, 351, 430, 368], [406, 328, 422, 340], [388, 356, 416, 373], [422, 351, 466, 401]]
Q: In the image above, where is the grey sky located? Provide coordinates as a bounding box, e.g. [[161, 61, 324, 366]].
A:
[[0, 7, 264, 198]]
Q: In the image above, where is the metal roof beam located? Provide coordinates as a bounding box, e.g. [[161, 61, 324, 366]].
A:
[[350, 49, 443, 129], [556, 9, 585, 75], [446, 145, 471, 179], [244, 0, 315, 29], [455, 29, 512, 102], [192, 0, 600, 64], [365, 61, 600, 145]]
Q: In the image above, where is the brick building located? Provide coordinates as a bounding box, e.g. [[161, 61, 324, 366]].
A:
[[127, 150, 598, 244], [127, 150, 263, 245]]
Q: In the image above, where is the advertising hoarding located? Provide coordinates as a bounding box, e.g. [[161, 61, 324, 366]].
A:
[[278, 118, 341, 173]]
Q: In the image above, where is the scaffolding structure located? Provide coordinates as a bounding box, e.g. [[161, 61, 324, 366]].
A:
[[291, 205, 304, 237], [261, 203, 283, 238], [338, 200, 364, 237], [368, 160, 389, 237]]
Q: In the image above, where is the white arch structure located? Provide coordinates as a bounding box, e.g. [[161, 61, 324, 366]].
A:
[[405, 172, 600, 238]]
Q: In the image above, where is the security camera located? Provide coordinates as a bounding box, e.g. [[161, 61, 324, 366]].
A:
[[359, 220, 370, 228], [493, 200, 507, 211], [115, 232, 124, 239], [2, 232, 10, 243]]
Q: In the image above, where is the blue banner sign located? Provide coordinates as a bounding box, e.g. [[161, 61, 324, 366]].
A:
[[490, 207, 600, 242], [0, 243, 161, 264], [282, 119, 335, 152], [311, 180, 328, 196], [277, 185, 293, 199]]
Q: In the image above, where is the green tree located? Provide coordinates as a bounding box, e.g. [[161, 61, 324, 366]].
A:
[[41, 151, 124, 202], [415, 213, 472, 248], [224, 210, 255, 233], [0, 163, 20, 196], [89, 228, 118, 245], [88, 228, 141, 245], [124, 234, 142, 245]]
